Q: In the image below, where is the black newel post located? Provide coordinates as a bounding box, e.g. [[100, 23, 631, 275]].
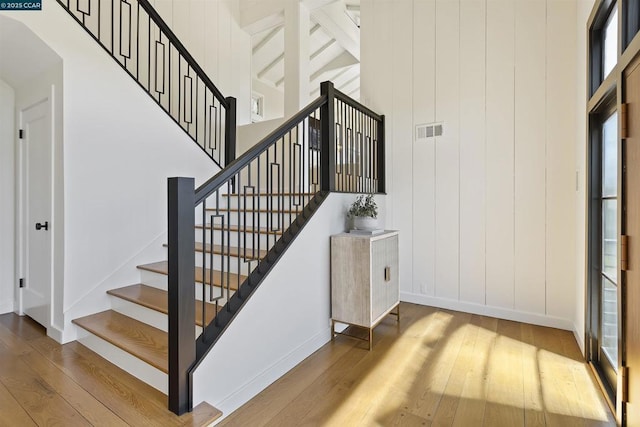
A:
[[224, 97, 237, 166], [168, 177, 196, 415], [320, 81, 336, 192]]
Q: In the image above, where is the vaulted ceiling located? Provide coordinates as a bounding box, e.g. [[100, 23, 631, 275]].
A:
[[244, 0, 361, 102]]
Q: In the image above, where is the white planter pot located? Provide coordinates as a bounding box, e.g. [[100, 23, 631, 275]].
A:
[[353, 216, 378, 231]]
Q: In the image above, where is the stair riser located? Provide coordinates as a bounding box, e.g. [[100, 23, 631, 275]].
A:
[[75, 328, 168, 394], [109, 295, 205, 335], [139, 269, 235, 303]]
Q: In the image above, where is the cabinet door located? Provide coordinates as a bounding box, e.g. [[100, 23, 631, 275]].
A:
[[331, 237, 371, 326], [371, 235, 399, 322]]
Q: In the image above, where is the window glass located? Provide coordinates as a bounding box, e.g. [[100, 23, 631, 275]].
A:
[[604, 8, 619, 77], [601, 276, 619, 369], [602, 199, 618, 281], [602, 112, 618, 197]]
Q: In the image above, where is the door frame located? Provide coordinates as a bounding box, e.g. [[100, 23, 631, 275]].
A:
[[16, 97, 54, 329], [587, 0, 640, 423]]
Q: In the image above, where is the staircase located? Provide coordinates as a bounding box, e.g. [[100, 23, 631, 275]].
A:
[[55, 0, 386, 420], [70, 189, 309, 390]]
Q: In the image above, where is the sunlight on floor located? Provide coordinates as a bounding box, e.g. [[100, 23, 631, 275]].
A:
[[326, 313, 612, 425]]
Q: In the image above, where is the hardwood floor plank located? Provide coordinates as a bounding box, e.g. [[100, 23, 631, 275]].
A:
[[431, 313, 482, 426], [0, 341, 92, 426], [217, 340, 356, 426], [0, 313, 46, 341], [21, 350, 129, 427], [30, 336, 182, 426], [532, 325, 585, 427], [483, 319, 525, 427], [521, 322, 546, 427], [0, 380, 37, 427], [222, 303, 613, 427], [0, 315, 220, 426], [450, 315, 497, 427]]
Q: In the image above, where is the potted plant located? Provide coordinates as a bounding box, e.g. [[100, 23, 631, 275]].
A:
[[348, 194, 379, 230]]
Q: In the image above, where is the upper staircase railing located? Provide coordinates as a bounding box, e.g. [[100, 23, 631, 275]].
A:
[[167, 81, 385, 414], [57, 0, 236, 167]]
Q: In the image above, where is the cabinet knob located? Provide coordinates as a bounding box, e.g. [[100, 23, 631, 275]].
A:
[[384, 266, 391, 282]]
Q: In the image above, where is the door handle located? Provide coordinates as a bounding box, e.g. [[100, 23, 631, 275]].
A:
[[35, 221, 48, 231]]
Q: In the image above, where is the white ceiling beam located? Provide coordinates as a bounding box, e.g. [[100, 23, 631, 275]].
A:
[[311, 2, 360, 61], [257, 52, 285, 79], [252, 25, 284, 55], [309, 66, 352, 96], [309, 51, 358, 81], [240, 0, 285, 35], [257, 23, 321, 81], [303, 0, 340, 11], [310, 38, 336, 60]]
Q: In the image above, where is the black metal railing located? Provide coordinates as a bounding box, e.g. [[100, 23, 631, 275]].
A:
[[167, 81, 385, 414], [57, 0, 236, 167]]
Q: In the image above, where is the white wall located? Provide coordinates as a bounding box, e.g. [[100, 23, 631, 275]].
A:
[[193, 192, 386, 420], [361, 0, 581, 331], [2, 3, 220, 341], [0, 79, 15, 314], [236, 117, 286, 155], [151, 0, 252, 125]]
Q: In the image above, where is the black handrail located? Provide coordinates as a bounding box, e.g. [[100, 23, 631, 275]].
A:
[[56, 0, 236, 168], [168, 81, 386, 415], [136, 0, 227, 106], [195, 96, 327, 204]]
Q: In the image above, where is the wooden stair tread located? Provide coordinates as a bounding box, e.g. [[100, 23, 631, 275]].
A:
[[185, 402, 223, 427], [196, 223, 284, 235], [107, 284, 220, 327], [72, 310, 168, 373], [163, 242, 266, 261], [205, 207, 299, 214], [137, 261, 247, 290]]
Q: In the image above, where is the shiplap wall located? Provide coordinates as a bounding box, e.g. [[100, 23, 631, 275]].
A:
[[361, 0, 580, 329], [150, 0, 252, 124]]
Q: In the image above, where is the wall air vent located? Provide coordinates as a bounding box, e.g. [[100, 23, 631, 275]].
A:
[[415, 122, 444, 143]]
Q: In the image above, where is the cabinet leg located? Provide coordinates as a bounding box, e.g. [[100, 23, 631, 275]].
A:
[[331, 320, 335, 341], [396, 304, 400, 323], [369, 328, 373, 351]]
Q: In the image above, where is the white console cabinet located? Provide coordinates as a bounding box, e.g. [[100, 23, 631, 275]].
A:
[[330, 230, 399, 350]]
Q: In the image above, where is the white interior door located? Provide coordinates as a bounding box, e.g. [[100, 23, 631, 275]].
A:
[[20, 100, 52, 328]]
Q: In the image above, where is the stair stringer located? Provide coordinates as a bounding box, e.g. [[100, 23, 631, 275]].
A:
[[191, 193, 356, 421]]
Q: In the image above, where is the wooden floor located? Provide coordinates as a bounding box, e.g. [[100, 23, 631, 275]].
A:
[[220, 303, 615, 427], [0, 313, 219, 426]]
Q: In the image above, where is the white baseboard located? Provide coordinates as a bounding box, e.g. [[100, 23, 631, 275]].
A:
[[211, 327, 332, 425], [46, 323, 76, 343], [573, 323, 586, 356], [400, 292, 574, 331]]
